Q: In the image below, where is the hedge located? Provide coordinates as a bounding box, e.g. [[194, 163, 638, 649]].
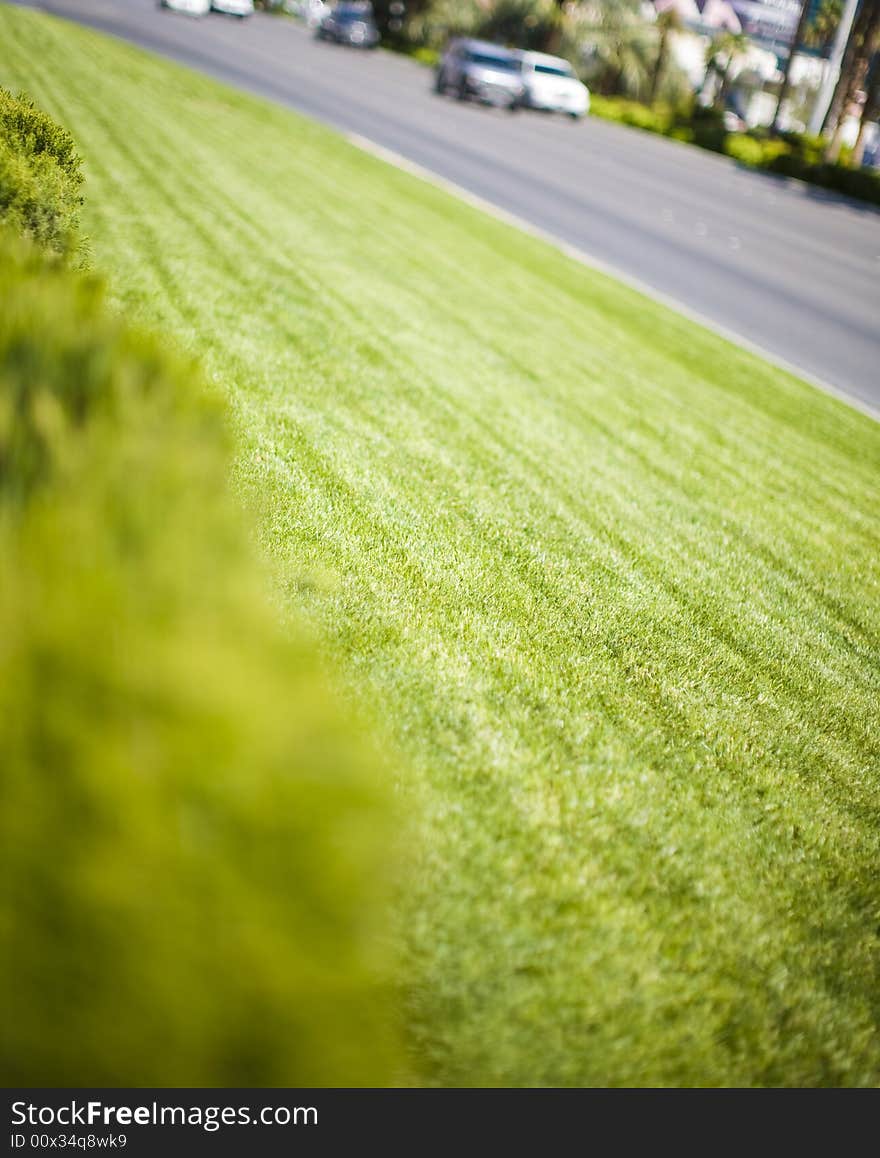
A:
[[589, 94, 880, 208], [0, 92, 403, 1087], [0, 86, 84, 263], [588, 95, 675, 134]]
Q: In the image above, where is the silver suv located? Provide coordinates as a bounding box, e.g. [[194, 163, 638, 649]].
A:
[[434, 39, 524, 109]]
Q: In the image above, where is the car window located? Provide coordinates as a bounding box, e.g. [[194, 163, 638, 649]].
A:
[[464, 51, 519, 71], [533, 63, 574, 78]]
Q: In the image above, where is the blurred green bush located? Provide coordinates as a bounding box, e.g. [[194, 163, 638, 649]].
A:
[[723, 132, 788, 167], [588, 95, 675, 134], [764, 153, 880, 204], [687, 104, 726, 153], [588, 91, 880, 207], [0, 87, 84, 264], [0, 96, 403, 1086]]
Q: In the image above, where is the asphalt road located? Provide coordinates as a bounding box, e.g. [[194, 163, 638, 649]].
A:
[[8, 0, 880, 413]]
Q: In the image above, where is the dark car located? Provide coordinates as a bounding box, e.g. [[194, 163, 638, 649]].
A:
[[434, 38, 524, 109], [315, 2, 380, 47]]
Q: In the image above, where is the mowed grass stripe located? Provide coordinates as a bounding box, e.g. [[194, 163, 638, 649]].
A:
[[3, 7, 879, 1085]]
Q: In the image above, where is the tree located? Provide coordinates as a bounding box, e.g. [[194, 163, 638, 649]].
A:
[[824, 0, 880, 161], [704, 31, 750, 112], [476, 0, 564, 53], [804, 0, 843, 53], [772, 0, 815, 132], [579, 0, 655, 99], [648, 6, 683, 106], [850, 48, 880, 161], [371, 0, 430, 43], [545, 0, 570, 55]]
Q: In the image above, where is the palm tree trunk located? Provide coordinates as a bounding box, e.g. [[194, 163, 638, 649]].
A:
[[850, 95, 876, 163], [544, 0, 565, 55], [825, 0, 880, 161], [822, 0, 875, 136], [649, 23, 670, 105], [714, 63, 731, 110], [772, 0, 813, 132]]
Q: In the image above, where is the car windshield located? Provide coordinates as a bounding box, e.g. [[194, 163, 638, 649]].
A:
[[465, 51, 518, 71], [533, 62, 574, 78], [335, 6, 370, 19]]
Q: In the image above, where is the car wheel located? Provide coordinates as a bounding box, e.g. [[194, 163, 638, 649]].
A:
[[457, 77, 469, 102], [434, 70, 446, 94], [568, 112, 582, 121]]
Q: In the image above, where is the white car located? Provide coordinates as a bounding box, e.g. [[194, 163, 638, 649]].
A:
[[211, 0, 254, 15], [516, 52, 590, 120], [159, 0, 211, 14]]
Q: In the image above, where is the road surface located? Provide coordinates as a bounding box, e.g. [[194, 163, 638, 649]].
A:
[[8, 0, 880, 413]]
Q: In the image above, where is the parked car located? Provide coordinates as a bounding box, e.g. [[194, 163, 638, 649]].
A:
[[159, 0, 211, 15], [434, 39, 524, 110], [211, 0, 254, 15], [315, 2, 380, 47], [515, 51, 589, 120]]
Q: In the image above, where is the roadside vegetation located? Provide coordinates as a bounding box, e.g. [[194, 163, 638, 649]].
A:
[[2, 7, 879, 1086], [0, 80, 403, 1087], [360, 0, 880, 206], [589, 95, 880, 206]]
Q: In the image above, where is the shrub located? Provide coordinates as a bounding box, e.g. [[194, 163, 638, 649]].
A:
[[0, 87, 82, 182], [588, 95, 675, 134], [0, 87, 84, 263], [723, 133, 766, 166], [687, 104, 726, 152], [724, 134, 789, 167], [588, 93, 880, 208], [778, 129, 826, 166], [0, 232, 403, 1086], [411, 45, 440, 66], [769, 157, 880, 205]]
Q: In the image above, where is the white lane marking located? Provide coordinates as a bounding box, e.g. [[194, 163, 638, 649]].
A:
[[729, 236, 741, 249], [695, 222, 708, 236], [345, 131, 879, 424]]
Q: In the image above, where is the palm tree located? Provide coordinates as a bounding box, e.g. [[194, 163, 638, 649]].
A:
[[704, 31, 750, 112], [804, 0, 843, 54], [851, 55, 879, 163], [648, 6, 683, 106], [545, 0, 571, 55], [476, 0, 564, 53], [824, 0, 880, 160], [579, 0, 655, 99], [771, 0, 815, 132]]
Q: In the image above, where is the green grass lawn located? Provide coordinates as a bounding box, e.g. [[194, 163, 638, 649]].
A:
[[3, 6, 879, 1087]]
